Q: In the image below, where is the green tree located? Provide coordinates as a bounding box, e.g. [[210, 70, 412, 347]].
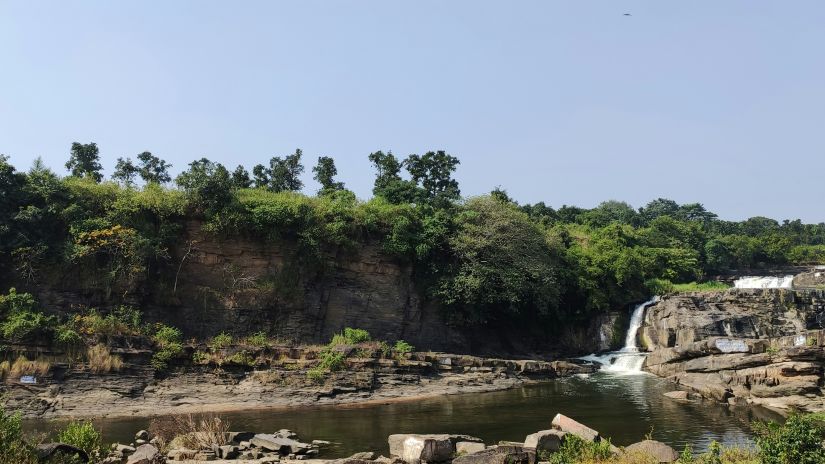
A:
[[312, 156, 344, 194], [175, 158, 233, 213], [437, 196, 562, 323], [582, 200, 639, 227], [404, 150, 460, 207], [639, 198, 680, 224], [137, 151, 172, 184], [231, 165, 252, 189], [65, 142, 103, 182], [368, 150, 417, 204], [252, 164, 269, 188], [112, 157, 139, 186], [268, 149, 304, 192]]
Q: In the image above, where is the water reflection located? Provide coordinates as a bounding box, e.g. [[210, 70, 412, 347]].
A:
[[24, 373, 782, 457]]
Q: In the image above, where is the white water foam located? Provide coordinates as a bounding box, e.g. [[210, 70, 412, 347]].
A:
[[581, 297, 658, 375], [733, 276, 793, 289]]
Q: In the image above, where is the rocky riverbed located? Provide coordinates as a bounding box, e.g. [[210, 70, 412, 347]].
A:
[[1, 349, 594, 419], [88, 413, 681, 464]]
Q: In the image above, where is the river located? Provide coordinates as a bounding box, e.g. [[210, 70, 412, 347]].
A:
[[24, 372, 781, 457]]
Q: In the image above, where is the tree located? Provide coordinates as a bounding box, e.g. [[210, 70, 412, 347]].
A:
[[404, 150, 460, 206], [369, 150, 416, 204], [136, 152, 172, 184], [252, 164, 269, 188], [112, 157, 139, 186], [231, 165, 252, 189], [268, 149, 304, 192], [312, 156, 344, 194], [436, 195, 562, 324], [175, 158, 233, 213], [639, 198, 680, 224], [582, 200, 640, 227], [677, 203, 718, 223], [65, 142, 103, 182]]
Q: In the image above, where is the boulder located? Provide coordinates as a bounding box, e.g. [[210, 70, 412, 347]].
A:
[[114, 443, 136, 454], [218, 445, 240, 459], [350, 451, 378, 459], [388, 434, 454, 464], [228, 431, 256, 445], [523, 430, 566, 452], [551, 414, 600, 442], [251, 433, 311, 454], [456, 441, 486, 455], [625, 440, 678, 463], [663, 391, 689, 401], [35, 443, 89, 463], [167, 449, 197, 461], [135, 430, 150, 441], [126, 444, 160, 464], [453, 448, 532, 464]]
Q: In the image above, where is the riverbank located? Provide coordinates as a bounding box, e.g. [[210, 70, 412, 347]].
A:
[[2, 349, 594, 419]]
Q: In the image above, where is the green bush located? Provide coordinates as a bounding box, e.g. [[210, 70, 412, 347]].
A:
[[57, 420, 102, 460], [755, 413, 825, 464], [210, 332, 233, 350], [330, 327, 371, 346], [393, 340, 414, 356], [539, 434, 613, 464], [645, 278, 675, 295], [151, 324, 184, 370], [0, 309, 55, 340], [0, 405, 36, 463], [244, 331, 269, 347]]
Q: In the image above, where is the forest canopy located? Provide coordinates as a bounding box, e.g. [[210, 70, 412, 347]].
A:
[[1, 144, 824, 327]]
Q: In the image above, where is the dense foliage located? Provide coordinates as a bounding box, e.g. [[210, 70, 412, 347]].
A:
[[1, 146, 824, 336]]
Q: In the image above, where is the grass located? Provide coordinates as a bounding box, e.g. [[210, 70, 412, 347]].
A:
[[672, 281, 731, 292], [86, 344, 124, 373], [8, 355, 50, 378]]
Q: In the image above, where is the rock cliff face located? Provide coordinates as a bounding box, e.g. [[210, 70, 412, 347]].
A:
[[26, 222, 603, 355], [641, 289, 825, 412]]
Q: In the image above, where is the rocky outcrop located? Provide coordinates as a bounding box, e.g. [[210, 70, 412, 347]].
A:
[[641, 289, 825, 412]]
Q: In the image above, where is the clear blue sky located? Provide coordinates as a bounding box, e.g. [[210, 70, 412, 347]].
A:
[[2, 1, 823, 222]]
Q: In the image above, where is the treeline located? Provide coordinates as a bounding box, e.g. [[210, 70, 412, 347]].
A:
[[1, 143, 824, 329]]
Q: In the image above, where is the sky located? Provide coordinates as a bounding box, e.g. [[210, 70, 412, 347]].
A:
[[1, 1, 824, 222]]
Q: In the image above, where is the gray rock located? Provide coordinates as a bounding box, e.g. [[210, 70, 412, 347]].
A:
[[135, 430, 149, 441], [453, 448, 532, 464], [388, 434, 454, 464], [350, 451, 377, 459], [456, 441, 486, 455], [663, 391, 689, 400], [626, 440, 679, 463], [114, 443, 136, 454], [218, 445, 240, 459], [312, 439, 332, 445], [228, 431, 257, 445], [523, 430, 566, 452], [551, 414, 600, 442], [126, 444, 160, 464], [251, 434, 311, 454]]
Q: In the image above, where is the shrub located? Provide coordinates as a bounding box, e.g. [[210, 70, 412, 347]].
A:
[[57, 420, 102, 460], [148, 413, 229, 451], [755, 413, 825, 464], [210, 332, 233, 350], [393, 340, 414, 357], [86, 344, 124, 373], [227, 350, 256, 367], [644, 278, 675, 295], [244, 331, 269, 347], [330, 327, 371, 346], [0, 288, 37, 315], [0, 404, 37, 464], [0, 309, 55, 340], [192, 350, 209, 364], [151, 324, 184, 370], [74, 306, 142, 337], [539, 435, 614, 464]]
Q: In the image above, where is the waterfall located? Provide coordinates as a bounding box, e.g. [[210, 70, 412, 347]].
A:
[[734, 276, 794, 289], [581, 297, 658, 374]]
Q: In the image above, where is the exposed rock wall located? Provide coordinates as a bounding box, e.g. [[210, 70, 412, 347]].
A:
[[641, 289, 825, 412]]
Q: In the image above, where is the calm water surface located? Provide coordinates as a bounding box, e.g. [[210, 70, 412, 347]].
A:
[[25, 372, 782, 457]]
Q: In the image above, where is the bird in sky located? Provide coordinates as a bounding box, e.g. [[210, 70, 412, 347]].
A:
[[624, 13, 631, 16]]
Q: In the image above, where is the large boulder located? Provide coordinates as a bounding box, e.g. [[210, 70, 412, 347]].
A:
[[251, 433, 311, 454], [625, 440, 678, 463], [551, 414, 600, 442], [523, 430, 566, 452], [126, 444, 160, 464], [35, 443, 89, 463], [456, 441, 486, 455], [452, 448, 532, 464], [388, 434, 454, 464]]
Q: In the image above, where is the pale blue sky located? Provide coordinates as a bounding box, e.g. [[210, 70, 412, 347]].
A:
[[1, 1, 824, 222]]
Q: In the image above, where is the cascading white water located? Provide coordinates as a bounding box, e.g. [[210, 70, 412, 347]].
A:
[[581, 297, 658, 374], [733, 276, 794, 289]]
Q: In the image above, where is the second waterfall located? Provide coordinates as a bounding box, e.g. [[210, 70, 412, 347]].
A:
[[582, 297, 659, 374]]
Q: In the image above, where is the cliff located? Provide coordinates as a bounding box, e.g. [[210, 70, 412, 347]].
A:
[[641, 289, 825, 412]]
